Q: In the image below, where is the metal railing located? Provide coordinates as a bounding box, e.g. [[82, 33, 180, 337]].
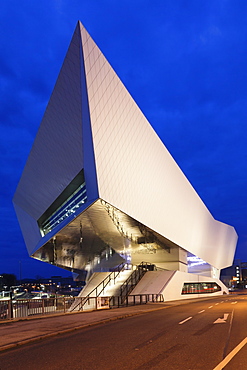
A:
[[70, 262, 132, 312], [0, 293, 164, 321], [0, 297, 75, 320], [70, 261, 161, 312], [119, 262, 156, 304], [110, 293, 164, 308], [0, 262, 165, 321]]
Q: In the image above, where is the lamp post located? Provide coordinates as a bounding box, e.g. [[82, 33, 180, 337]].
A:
[[9, 288, 14, 319]]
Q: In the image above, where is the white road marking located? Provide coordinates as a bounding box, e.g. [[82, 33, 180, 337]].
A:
[[214, 313, 229, 324], [215, 303, 219, 305], [221, 301, 224, 303], [213, 337, 247, 369], [208, 306, 213, 309], [231, 301, 238, 305], [179, 317, 192, 325], [198, 310, 205, 313]]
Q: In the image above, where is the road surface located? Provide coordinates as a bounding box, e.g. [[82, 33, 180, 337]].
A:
[[0, 295, 247, 369]]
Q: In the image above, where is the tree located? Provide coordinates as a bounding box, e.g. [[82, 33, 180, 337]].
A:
[[0, 273, 17, 289]]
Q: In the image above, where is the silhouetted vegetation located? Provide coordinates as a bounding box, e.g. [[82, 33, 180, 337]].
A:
[[0, 273, 17, 289]]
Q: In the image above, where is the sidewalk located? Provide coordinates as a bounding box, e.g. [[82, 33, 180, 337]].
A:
[[0, 296, 222, 352]]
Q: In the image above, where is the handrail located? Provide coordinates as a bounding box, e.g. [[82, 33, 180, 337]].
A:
[[119, 262, 154, 303], [0, 293, 165, 320], [71, 261, 161, 311], [110, 293, 164, 307], [70, 262, 130, 311]]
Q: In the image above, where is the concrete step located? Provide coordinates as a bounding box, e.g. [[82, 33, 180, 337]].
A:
[[100, 270, 133, 297], [78, 272, 111, 297]]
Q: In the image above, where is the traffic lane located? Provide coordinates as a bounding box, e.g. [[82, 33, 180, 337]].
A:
[[218, 296, 247, 370], [225, 296, 247, 354], [0, 296, 240, 370], [132, 298, 235, 369], [139, 297, 247, 369], [81, 296, 243, 370], [223, 341, 247, 370], [198, 296, 247, 370]]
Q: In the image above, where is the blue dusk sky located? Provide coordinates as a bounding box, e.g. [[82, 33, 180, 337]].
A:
[[0, 1, 246, 278]]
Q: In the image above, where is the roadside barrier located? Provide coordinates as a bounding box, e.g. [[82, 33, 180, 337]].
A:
[[0, 293, 164, 320]]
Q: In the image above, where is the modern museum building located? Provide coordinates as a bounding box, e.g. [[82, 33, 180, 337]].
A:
[[13, 22, 238, 301]]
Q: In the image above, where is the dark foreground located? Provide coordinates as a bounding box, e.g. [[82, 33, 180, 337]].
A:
[[0, 295, 247, 369]]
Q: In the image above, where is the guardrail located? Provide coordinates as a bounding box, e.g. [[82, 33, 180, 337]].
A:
[[110, 294, 164, 307], [0, 293, 164, 321], [0, 297, 75, 320]]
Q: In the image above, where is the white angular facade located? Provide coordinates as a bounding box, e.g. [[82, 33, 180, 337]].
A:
[[13, 22, 237, 286]]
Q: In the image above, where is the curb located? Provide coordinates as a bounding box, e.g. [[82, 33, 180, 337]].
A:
[[0, 305, 170, 352]]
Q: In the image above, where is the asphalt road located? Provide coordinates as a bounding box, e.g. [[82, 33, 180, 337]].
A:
[[0, 295, 247, 370]]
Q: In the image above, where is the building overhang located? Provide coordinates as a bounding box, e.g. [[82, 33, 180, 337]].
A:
[[32, 199, 180, 275]]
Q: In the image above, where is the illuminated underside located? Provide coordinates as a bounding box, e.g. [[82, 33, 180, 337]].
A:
[[32, 199, 176, 275]]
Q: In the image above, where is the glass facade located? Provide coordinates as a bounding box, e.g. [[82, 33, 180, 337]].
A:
[[182, 282, 221, 294], [38, 170, 87, 236], [40, 184, 87, 235]]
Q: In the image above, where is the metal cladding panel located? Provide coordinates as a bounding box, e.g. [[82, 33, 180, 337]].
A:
[[13, 25, 84, 221], [13, 23, 99, 256], [79, 23, 237, 270], [13, 22, 237, 269], [13, 203, 41, 255]]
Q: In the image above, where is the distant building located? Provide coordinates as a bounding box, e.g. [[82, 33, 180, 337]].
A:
[[220, 259, 241, 288], [18, 275, 84, 296], [220, 259, 247, 289], [240, 262, 247, 286], [13, 21, 238, 300]]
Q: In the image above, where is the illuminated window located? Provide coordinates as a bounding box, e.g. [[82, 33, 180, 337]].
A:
[[38, 170, 87, 235], [181, 282, 221, 294]]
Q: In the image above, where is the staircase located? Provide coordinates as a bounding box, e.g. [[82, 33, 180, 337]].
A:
[[100, 270, 133, 297], [69, 263, 130, 311], [118, 262, 152, 304], [70, 262, 158, 311]]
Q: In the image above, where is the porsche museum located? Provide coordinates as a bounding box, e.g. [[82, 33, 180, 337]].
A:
[[13, 22, 238, 301]]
